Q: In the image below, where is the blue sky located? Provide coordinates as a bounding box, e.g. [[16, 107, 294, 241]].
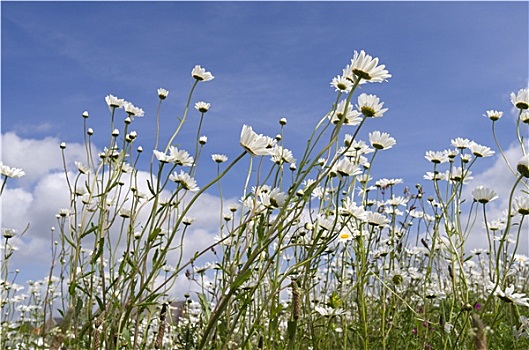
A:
[[1, 1, 528, 283]]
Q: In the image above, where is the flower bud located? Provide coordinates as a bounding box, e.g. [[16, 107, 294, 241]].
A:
[[82, 111, 89, 118], [279, 117, 287, 126], [517, 154, 529, 178], [87, 128, 94, 135], [60, 142, 66, 149]]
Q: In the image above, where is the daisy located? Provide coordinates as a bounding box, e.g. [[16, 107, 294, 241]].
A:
[[330, 75, 353, 92], [484, 110, 503, 121], [451, 137, 472, 149], [517, 154, 529, 178], [157, 88, 169, 100], [513, 196, 529, 215], [332, 158, 361, 177], [339, 198, 366, 219], [271, 146, 296, 164], [0, 162, 25, 178], [240, 124, 273, 156], [521, 111, 529, 124], [75, 161, 90, 174], [337, 228, 356, 243], [124, 102, 144, 118], [195, 101, 211, 113], [2, 228, 16, 239], [344, 137, 374, 155], [365, 211, 389, 227], [211, 154, 228, 163], [153, 150, 171, 163], [468, 142, 494, 158], [343, 50, 391, 84], [259, 187, 288, 209], [356, 93, 388, 118], [511, 88, 529, 110], [105, 94, 125, 109], [495, 285, 529, 307], [169, 171, 199, 192], [369, 131, 396, 150], [471, 186, 498, 204], [168, 146, 194, 166], [447, 167, 473, 183], [329, 99, 362, 126], [425, 150, 449, 164], [191, 65, 214, 82], [375, 178, 403, 187]]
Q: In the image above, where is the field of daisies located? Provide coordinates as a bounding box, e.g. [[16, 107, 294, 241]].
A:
[[1, 50, 529, 350]]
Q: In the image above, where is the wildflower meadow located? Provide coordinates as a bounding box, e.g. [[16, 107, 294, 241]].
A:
[[1, 50, 529, 350]]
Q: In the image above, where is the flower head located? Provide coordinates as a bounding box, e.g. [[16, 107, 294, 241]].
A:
[[468, 142, 494, 158], [369, 131, 396, 150], [484, 110, 503, 121], [471, 186, 498, 204], [124, 102, 144, 118], [521, 111, 529, 124], [343, 50, 391, 84], [513, 196, 529, 216], [356, 93, 388, 118], [329, 100, 362, 125], [425, 150, 449, 164], [192, 65, 214, 82], [169, 171, 199, 192], [518, 154, 529, 178], [451, 137, 472, 149], [212, 154, 228, 163], [330, 75, 353, 92], [365, 211, 389, 227], [495, 285, 529, 307], [511, 88, 529, 110], [105, 94, 125, 109], [332, 158, 362, 177], [259, 187, 287, 209], [195, 101, 211, 113], [168, 146, 194, 166], [0, 162, 25, 178], [240, 125, 274, 156], [157, 88, 169, 100], [271, 146, 296, 164]]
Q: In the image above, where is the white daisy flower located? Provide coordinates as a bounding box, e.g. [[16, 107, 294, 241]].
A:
[[517, 154, 529, 178], [157, 88, 169, 100], [451, 137, 472, 149], [0, 162, 25, 178], [484, 110, 503, 121], [369, 131, 396, 150], [191, 65, 214, 82], [343, 50, 391, 84], [511, 88, 529, 110], [240, 124, 274, 156], [329, 99, 362, 126], [330, 75, 353, 92], [425, 150, 449, 164], [170, 171, 199, 192], [124, 102, 144, 117], [195, 101, 211, 113], [514, 196, 529, 215], [495, 285, 529, 307], [356, 93, 388, 118], [471, 186, 498, 204], [105, 94, 125, 108], [212, 154, 228, 163], [468, 142, 494, 158]]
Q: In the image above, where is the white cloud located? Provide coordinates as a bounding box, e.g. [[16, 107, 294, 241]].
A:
[[1, 132, 88, 188]]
